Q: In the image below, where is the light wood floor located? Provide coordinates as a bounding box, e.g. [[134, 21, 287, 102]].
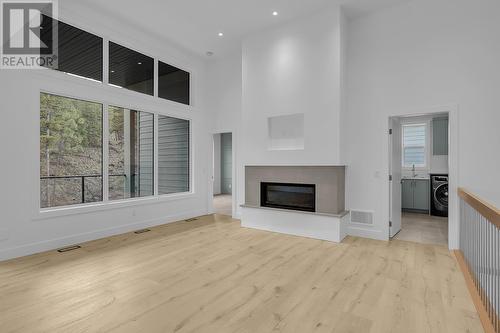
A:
[[214, 194, 232, 216], [0, 215, 482, 333], [395, 212, 448, 246]]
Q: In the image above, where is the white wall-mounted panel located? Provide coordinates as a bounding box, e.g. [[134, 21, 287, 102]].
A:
[[268, 114, 304, 151]]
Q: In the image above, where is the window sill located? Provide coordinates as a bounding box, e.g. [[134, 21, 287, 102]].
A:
[[34, 192, 197, 221], [402, 167, 429, 171]]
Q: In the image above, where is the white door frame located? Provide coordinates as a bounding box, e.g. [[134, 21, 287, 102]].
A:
[[208, 130, 237, 218], [387, 105, 459, 249]]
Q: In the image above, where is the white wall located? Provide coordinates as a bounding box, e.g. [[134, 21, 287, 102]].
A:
[[342, 0, 500, 244], [207, 50, 243, 134], [213, 134, 221, 195], [206, 6, 344, 217], [241, 6, 342, 166], [206, 50, 243, 216], [0, 2, 211, 260]]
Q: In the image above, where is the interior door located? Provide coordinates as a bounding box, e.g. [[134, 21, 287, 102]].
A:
[[389, 118, 402, 237]]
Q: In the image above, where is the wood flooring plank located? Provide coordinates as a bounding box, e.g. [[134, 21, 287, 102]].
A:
[[0, 214, 484, 333]]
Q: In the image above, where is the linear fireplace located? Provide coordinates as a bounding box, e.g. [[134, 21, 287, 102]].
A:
[[260, 182, 316, 212]]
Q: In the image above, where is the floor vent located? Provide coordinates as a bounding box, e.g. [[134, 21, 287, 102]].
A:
[[350, 210, 374, 225], [57, 245, 81, 253], [134, 229, 151, 234], [185, 218, 198, 222]]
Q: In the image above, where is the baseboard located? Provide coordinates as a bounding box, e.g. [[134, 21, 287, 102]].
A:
[[347, 224, 388, 241], [402, 208, 430, 214], [0, 210, 206, 262], [241, 206, 346, 243]]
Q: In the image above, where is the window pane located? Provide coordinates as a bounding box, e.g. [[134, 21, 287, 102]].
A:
[[404, 146, 425, 166], [403, 124, 426, 167], [158, 116, 190, 194], [108, 106, 154, 200], [40, 93, 103, 208], [41, 15, 103, 81], [158, 61, 190, 105], [109, 42, 154, 95], [403, 125, 425, 147]]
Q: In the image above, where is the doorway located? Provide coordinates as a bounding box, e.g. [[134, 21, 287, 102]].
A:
[[389, 113, 449, 246], [213, 132, 233, 216]]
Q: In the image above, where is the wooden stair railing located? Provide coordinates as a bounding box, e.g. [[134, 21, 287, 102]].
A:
[[456, 188, 500, 333]]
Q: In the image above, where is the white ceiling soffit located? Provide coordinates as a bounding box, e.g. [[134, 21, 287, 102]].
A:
[[63, 0, 411, 58]]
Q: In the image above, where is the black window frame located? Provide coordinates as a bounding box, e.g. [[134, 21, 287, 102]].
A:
[[158, 60, 191, 105]]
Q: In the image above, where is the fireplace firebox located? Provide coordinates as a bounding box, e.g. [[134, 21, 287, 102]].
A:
[[260, 182, 316, 212]]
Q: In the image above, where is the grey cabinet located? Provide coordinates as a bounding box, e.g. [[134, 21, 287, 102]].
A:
[[433, 117, 449, 155], [401, 179, 430, 212], [402, 179, 413, 209], [413, 180, 429, 211]]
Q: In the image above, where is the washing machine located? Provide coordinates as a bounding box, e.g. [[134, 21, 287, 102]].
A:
[[431, 174, 448, 217]]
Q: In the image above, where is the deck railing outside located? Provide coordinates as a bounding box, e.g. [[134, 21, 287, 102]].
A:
[[458, 188, 500, 333], [40, 174, 128, 205]]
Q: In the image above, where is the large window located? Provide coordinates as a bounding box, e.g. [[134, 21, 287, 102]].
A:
[[108, 107, 154, 200], [158, 115, 190, 194], [158, 61, 190, 105], [109, 42, 154, 95], [40, 93, 191, 209], [402, 123, 427, 168], [36, 16, 194, 210], [40, 93, 103, 208]]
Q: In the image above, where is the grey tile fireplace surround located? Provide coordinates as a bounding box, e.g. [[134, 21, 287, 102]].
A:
[[245, 166, 346, 215]]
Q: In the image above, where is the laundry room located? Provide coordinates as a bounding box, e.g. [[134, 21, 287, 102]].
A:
[[389, 112, 449, 245]]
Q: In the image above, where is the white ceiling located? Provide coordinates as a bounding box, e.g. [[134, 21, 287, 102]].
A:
[[75, 0, 410, 58]]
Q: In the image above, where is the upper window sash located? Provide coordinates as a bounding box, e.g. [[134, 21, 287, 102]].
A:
[[402, 123, 427, 168]]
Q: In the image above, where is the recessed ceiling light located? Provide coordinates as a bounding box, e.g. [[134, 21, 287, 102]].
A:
[[218, 32, 224, 37], [272, 11, 278, 16], [137, 62, 142, 65], [110, 70, 115, 73]]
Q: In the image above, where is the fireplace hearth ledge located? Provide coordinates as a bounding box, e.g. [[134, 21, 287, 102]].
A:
[[240, 205, 349, 243], [240, 204, 349, 218]]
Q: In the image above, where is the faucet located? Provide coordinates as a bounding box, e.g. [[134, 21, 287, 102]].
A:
[[412, 164, 417, 178]]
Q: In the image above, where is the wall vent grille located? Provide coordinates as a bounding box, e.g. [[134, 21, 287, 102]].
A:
[[350, 210, 374, 225], [57, 245, 81, 253], [134, 229, 151, 234]]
